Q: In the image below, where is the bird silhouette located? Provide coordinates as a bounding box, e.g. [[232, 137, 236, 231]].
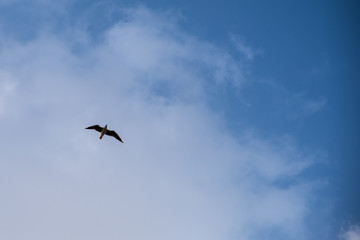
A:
[[86, 124, 123, 143]]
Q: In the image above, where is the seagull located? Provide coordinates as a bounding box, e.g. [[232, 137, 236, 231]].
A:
[[86, 124, 123, 143]]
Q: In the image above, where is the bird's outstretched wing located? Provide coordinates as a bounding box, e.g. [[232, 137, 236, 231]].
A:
[[105, 130, 124, 143], [85, 125, 103, 132]]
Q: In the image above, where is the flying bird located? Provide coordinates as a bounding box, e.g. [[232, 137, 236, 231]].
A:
[[86, 124, 123, 143]]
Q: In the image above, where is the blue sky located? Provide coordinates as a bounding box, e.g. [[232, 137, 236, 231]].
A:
[[0, 0, 359, 239]]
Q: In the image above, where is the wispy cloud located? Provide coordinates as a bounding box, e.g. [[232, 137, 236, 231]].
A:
[[0, 5, 327, 240], [255, 79, 327, 121], [229, 34, 262, 62], [0, 70, 17, 115], [339, 224, 360, 240]]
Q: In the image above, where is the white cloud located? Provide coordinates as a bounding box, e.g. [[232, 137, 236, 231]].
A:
[[256, 79, 327, 121], [0, 70, 17, 115], [302, 97, 327, 115], [229, 34, 262, 62], [291, 93, 327, 118], [0, 0, 19, 5], [0, 0, 71, 7], [0, 6, 324, 240], [340, 224, 360, 240]]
